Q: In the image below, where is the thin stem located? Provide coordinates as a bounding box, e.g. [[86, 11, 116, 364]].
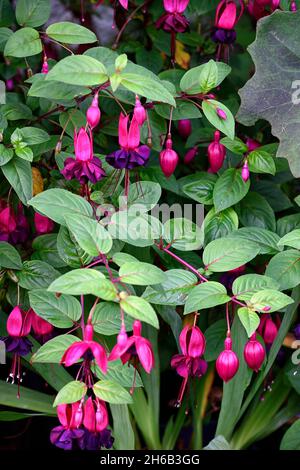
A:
[[43, 36, 74, 55], [80, 295, 85, 335], [168, 107, 174, 135], [161, 246, 208, 283], [112, 0, 151, 49], [225, 302, 231, 335], [104, 89, 127, 115]]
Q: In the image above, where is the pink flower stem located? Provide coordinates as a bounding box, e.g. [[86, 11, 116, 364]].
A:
[[161, 246, 208, 283], [80, 295, 85, 335], [225, 302, 231, 336]]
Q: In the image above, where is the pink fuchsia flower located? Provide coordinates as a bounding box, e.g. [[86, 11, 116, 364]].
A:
[[83, 397, 108, 433], [247, 0, 280, 20], [7, 306, 31, 338], [50, 402, 85, 450], [216, 336, 239, 382], [62, 127, 105, 184], [41, 56, 49, 74], [212, 0, 244, 45], [109, 320, 154, 374], [106, 113, 150, 170], [0, 206, 16, 241], [171, 325, 207, 378], [178, 119, 192, 140], [244, 333, 265, 372], [133, 96, 147, 126], [246, 137, 261, 152], [208, 130, 226, 173], [241, 160, 250, 182], [257, 313, 279, 345], [61, 324, 107, 374], [86, 93, 101, 129], [118, 0, 128, 8], [291, 1, 297, 11], [156, 0, 190, 33], [34, 212, 54, 235], [184, 146, 198, 164], [28, 308, 54, 343], [0, 204, 29, 244], [159, 136, 179, 178]]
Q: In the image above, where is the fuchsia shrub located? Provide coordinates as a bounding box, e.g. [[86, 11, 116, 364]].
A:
[[0, 0, 300, 453]]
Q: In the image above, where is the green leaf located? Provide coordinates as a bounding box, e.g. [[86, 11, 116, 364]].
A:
[[110, 405, 135, 450], [29, 290, 81, 327], [278, 229, 300, 250], [238, 307, 260, 338], [112, 252, 137, 266], [204, 207, 239, 244], [32, 234, 66, 269], [11, 126, 50, 146], [142, 269, 197, 306], [232, 274, 280, 302], [204, 435, 231, 450], [237, 10, 300, 177], [220, 137, 248, 155], [204, 320, 227, 362], [18, 261, 60, 289], [120, 295, 159, 329], [119, 261, 166, 286], [247, 149, 276, 175], [93, 361, 142, 388], [280, 420, 300, 450], [123, 181, 161, 211], [203, 237, 260, 272], [57, 226, 93, 268], [93, 278, 118, 301], [65, 214, 112, 256], [32, 334, 80, 363], [28, 76, 88, 100], [92, 302, 132, 335], [108, 211, 162, 247], [93, 380, 133, 404], [47, 268, 105, 295], [155, 101, 201, 120], [54, 381, 87, 407], [237, 192, 276, 232], [0, 145, 13, 166], [4, 27, 42, 57], [16, 0, 51, 27], [249, 289, 294, 313], [15, 146, 33, 161], [1, 157, 32, 205], [202, 100, 235, 140], [28, 188, 93, 225], [230, 227, 281, 255], [163, 218, 203, 251], [46, 22, 97, 44], [120, 73, 176, 107], [181, 172, 217, 204], [213, 168, 250, 213], [266, 249, 300, 290], [184, 281, 230, 314], [0, 380, 55, 414], [0, 241, 22, 270], [46, 55, 108, 86], [180, 61, 231, 95], [1, 103, 32, 120]]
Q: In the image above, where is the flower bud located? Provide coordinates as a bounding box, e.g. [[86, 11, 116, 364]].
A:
[[291, 1, 297, 11], [117, 326, 128, 347], [159, 137, 179, 178], [244, 334, 265, 372], [216, 108, 227, 120], [178, 119, 192, 140], [86, 93, 101, 129], [258, 313, 278, 345], [179, 325, 206, 357], [133, 96, 147, 126], [241, 160, 250, 182], [216, 336, 239, 382], [208, 130, 226, 173], [246, 137, 260, 152], [41, 59, 49, 74], [184, 146, 198, 164]]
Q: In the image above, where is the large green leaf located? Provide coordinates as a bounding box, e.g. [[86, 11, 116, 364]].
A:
[[65, 214, 112, 256], [213, 169, 250, 212], [120, 295, 159, 329], [54, 381, 87, 407], [278, 229, 300, 250], [142, 269, 197, 306], [46, 55, 108, 86], [0, 241, 22, 270], [1, 157, 32, 205], [203, 237, 260, 272], [204, 207, 238, 244], [232, 274, 280, 302], [237, 307, 260, 338], [4, 27, 42, 57], [266, 249, 300, 290], [92, 302, 132, 335], [237, 10, 300, 177], [163, 218, 203, 251], [180, 61, 231, 95], [93, 380, 133, 404], [16, 0, 51, 27], [120, 73, 176, 106], [48, 268, 105, 295], [249, 289, 294, 313], [57, 226, 93, 268], [202, 99, 235, 140], [46, 22, 97, 44], [28, 188, 93, 225], [17, 261, 60, 289], [29, 290, 81, 327], [32, 334, 80, 363], [184, 281, 230, 314], [119, 261, 166, 286], [0, 380, 55, 414]]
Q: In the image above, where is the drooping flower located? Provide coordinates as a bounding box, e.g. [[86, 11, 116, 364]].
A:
[[61, 324, 107, 374], [86, 93, 101, 129], [0, 203, 29, 244], [41, 56, 49, 74], [29, 308, 54, 343], [291, 1, 297, 11], [246, 137, 261, 152], [178, 119, 192, 140], [257, 313, 279, 345], [244, 333, 266, 372], [83, 397, 108, 433], [171, 325, 207, 378], [106, 113, 150, 170], [184, 146, 198, 164], [216, 336, 239, 382], [207, 130, 226, 173], [133, 96, 147, 126], [241, 160, 250, 182], [156, 0, 190, 33], [159, 135, 179, 178], [109, 320, 154, 374], [50, 402, 85, 450], [62, 128, 105, 184], [34, 212, 54, 235], [248, 0, 280, 20], [212, 0, 244, 45]]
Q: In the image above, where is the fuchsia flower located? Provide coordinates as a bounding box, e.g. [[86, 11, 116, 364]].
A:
[[159, 135, 179, 178], [257, 313, 280, 345], [29, 308, 54, 343], [156, 0, 190, 33], [212, 0, 244, 45], [241, 160, 250, 182], [178, 119, 192, 140], [61, 324, 107, 374], [244, 333, 265, 372], [246, 137, 261, 152], [184, 146, 198, 164], [0, 203, 29, 244], [208, 130, 226, 173], [248, 0, 280, 20], [171, 325, 207, 378], [133, 96, 147, 126], [291, 1, 297, 11], [106, 113, 150, 170], [50, 402, 85, 450], [83, 397, 108, 433], [86, 93, 101, 129], [216, 336, 239, 382], [34, 212, 54, 235], [41, 57, 49, 74], [62, 128, 105, 184], [109, 320, 154, 374]]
